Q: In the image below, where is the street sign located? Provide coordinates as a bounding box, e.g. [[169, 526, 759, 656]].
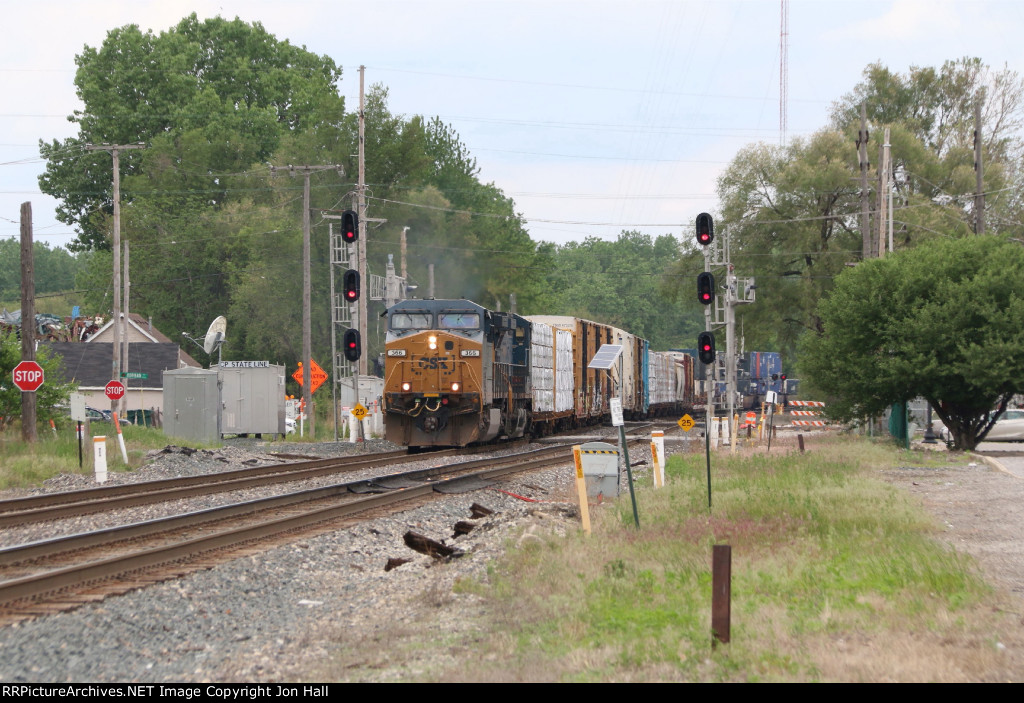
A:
[[120, 372, 148, 380], [609, 398, 624, 426], [12, 360, 44, 392], [292, 359, 328, 394], [677, 414, 695, 432], [351, 403, 368, 420], [105, 380, 126, 400]]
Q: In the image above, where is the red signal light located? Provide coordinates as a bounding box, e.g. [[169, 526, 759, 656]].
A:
[[343, 329, 361, 361], [697, 272, 715, 306], [342, 269, 360, 302], [341, 210, 359, 243], [697, 331, 715, 364], [696, 213, 714, 247]]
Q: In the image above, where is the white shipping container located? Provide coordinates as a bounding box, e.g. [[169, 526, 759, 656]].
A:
[[555, 328, 573, 412], [530, 322, 555, 413]]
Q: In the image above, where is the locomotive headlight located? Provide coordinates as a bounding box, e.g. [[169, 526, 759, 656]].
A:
[[428, 335, 438, 350], [451, 382, 460, 392], [401, 382, 411, 391]]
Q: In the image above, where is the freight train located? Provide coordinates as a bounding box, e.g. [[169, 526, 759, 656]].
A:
[[382, 298, 697, 447]]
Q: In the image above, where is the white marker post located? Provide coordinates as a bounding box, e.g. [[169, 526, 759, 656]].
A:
[[346, 408, 357, 444], [571, 445, 591, 536], [651, 430, 666, 487], [113, 412, 129, 464], [93, 436, 108, 484]]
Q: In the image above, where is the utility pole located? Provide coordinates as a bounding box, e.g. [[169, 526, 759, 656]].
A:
[[20, 202, 36, 443], [271, 164, 343, 439], [858, 103, 872, 259], [883, 127, 892, 254], [85, 143, 144, 409], [121, 240, 130, 415], [975, 100, 985, 234], [877, 141, 888, 257], [357, 65, 368, 377]]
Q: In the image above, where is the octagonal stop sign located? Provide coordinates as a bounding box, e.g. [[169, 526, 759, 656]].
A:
[[12, 360, 44, 392], [105, 380, 126, 400]]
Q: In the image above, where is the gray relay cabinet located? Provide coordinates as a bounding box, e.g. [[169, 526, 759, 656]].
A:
[[163, 363, 286, 443], [163, 368, 221, 444], [219, 363, 286, 437]]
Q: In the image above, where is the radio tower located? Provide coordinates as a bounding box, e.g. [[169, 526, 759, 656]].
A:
[[780, 0, 789, 145]]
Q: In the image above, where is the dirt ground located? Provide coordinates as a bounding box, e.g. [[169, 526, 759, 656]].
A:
[[878, 451, 1024, 681]]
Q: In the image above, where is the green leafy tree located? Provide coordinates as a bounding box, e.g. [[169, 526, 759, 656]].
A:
[[831, 58, 1024, 239], [542, 232, 698, 349], [0, 332, 76, 430], [41, 17, 550, 379], [799, 235, 1024, 450], [706, 130, 862, 359], [38, 14, 345, 252], [0, 241, 84, 301]]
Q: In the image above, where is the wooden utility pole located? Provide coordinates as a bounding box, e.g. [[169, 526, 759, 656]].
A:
[[877, 139, 889, 257], [84, 143, 144, 409], [20, 202, 36, 443], [121, 240, 130, 414], [271, 164, 342, 439], [974, 101, 985, 234], [358, 65, 368, 377], [858, 103, 872, 258], [883, 127, 892, 254]]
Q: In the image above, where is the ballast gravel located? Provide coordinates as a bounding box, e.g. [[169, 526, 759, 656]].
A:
[[0, 434, 659, 683]]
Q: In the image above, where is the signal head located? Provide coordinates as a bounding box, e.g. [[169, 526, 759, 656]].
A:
[[697, 331, 716, 365], [695, 213, 714, 246], [341, 209, 359, 243], [697, 272, 715, 305], [343, 328, 361, 362], [343, 269, 360, 302]]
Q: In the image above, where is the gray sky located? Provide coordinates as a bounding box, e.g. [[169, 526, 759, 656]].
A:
[[2, 0, 1022, 250]]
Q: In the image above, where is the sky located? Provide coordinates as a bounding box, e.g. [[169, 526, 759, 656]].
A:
[[2, 0, 1023, 251]]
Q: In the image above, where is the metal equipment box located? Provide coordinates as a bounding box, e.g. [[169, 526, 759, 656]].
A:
[[163, 368, 220, 444], [219, 364, 286, 437], [579, 441, 620, 498]]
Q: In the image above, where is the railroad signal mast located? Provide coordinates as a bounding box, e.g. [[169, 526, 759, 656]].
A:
[[694, 213, 756, 444]]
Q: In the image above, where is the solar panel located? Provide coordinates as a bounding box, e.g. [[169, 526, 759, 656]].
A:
[[587, 344, 623, 370]]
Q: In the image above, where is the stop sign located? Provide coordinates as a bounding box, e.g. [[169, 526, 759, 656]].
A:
[[105, 380, 126, 400], [12, 360, 44, 392]]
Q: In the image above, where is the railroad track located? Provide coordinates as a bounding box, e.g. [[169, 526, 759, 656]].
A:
[[0, 426, 660, 529], [0, 448, 450, 528], [0, 441, 629, 624]]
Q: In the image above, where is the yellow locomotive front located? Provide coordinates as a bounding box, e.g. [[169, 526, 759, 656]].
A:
[[384, 300, 501, 447]]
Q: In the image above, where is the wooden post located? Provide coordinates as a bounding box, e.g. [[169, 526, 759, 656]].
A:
[[20, 202, 36, 443], [712, 545, 732, 645]]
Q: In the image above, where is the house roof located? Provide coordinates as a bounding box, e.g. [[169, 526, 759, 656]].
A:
[[41, 342, 184, 389], [87, 313, 201, 368]]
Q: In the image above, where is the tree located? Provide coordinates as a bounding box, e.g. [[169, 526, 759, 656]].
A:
[[38, 14, 346, 251], [831, 58, 1024, 239], [40, 16, 551, 379], [799, 235, 1024, 450], [705, 130, 862, 359], [543, 232, 698, 349], [0, 331, 76, 430]]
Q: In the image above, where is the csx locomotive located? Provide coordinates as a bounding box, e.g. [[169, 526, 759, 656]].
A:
[[383, 298, 695, 448]]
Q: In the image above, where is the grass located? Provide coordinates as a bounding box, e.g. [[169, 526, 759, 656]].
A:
[[322, 436, 1015, 682], [0, 420, 208, 490]]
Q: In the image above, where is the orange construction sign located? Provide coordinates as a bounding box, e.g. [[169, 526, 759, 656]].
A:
[[292, 359, 328, 394]]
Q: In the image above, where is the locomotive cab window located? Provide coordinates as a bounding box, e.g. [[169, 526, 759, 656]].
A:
[[438, 312, 480, 330], [390, 312, 432, 331]]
